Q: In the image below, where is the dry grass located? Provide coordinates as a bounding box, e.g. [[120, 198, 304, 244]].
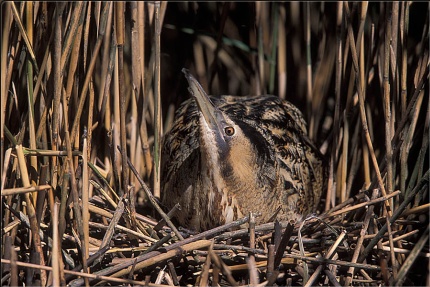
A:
[[1, 2, 429, 286]]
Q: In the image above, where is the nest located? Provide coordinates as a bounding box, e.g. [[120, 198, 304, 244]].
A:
[[4, 180, 428, 286], [1, 2, 429, 286]]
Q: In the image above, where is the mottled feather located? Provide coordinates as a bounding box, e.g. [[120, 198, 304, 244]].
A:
[[161, 93, 326, 231]]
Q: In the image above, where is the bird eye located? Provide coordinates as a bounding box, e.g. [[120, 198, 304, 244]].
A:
[[224, 127, 235, 136]]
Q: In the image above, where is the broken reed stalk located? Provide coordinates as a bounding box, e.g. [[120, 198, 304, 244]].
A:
[[358, 169, 430, 263], [344, 189, 379, 286], [89, 220, 157, 243], [0, 259, 173, 287], [198, 241, 213, 286], [325, 190, 400, 218], [305, 230, 346, 287], [123, 146, 184, 240], [1, 184, 52, 196], [395, 224, 430, 286], [67, 213, 250, 286], [98, 197, 125, 254]]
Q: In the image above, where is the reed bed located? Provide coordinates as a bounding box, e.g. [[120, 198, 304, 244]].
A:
[[1, 2, 429, 286]]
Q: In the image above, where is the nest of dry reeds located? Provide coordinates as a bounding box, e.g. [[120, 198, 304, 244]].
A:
[[1, 2, 429, 286]]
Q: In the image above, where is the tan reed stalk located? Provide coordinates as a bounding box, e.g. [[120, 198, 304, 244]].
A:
[[193, 39, 206, 87], [138, 2, 153, 179], [51, 203, 61, 286], [89, 221, 156, 243], [305, 230, 346, 287], [268, 3, 279, 96], [198, 241, 213, 286], [305, 2, 312, 122], [326, 2, 343, 211], [16, 145, 47, 286], [344, 2, 390, 212], [65, 131, 90, 286], [153, 1, 162, 199], [3, 11, 20, 131], [345, 189, 378, 285], [82, 131, 90, 274], [25, 3, 38, 205], [143, 2, 167, 129], [9, 2, 39, 74], [383, 6, 400, 279], [60, 2, 85, 74], [395, 225, 430, 286], [51, 3, 65, 192], [207, 2, 230, 88], [400, 2, 410, 115], [1, 185, 52, 196], [130, 2, 140, 196], [115, 2, 129, 198], [277, 4, 287, 100], [33, 28, 54, 144], [106, 240, 213, 281], [358, 169, 430, 262], [1, 259, 177, 287], [257, 2, 266, 95], [70, 3, 110, 148], [63, 3, 85, 115], [1, 3, 11, 159], [407, 106, 429, 198], [340, 112, 349, 203], [383, 2, 394, 201]]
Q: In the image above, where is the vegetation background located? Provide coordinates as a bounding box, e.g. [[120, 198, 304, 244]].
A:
[[1, 2, 429, 286]]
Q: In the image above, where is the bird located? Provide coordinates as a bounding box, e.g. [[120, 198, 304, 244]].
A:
[[161, 69, 326, 231]]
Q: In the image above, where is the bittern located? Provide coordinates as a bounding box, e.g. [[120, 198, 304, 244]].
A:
[[161, 69, 326, 231]]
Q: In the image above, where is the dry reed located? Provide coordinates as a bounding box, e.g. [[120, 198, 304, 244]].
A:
[[1, 2, 428, 286]]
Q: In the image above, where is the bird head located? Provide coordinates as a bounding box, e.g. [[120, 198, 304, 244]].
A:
[[182, 69, 234, 153], [182, 69, 275, 188]]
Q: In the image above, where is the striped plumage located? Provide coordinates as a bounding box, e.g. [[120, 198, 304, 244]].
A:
[[161, 69, 326, 231]]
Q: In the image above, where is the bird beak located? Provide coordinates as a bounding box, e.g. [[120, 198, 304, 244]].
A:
[[182, 69, 226, 137]]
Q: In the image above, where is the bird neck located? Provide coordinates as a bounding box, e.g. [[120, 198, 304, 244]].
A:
[[198, 116, 277, 195], [223, 142, 258, 187], [198, 118, 226, 191]]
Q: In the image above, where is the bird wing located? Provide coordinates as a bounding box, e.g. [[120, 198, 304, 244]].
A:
[[161, 98, 204, 227], [161, 98, 200, 182]]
